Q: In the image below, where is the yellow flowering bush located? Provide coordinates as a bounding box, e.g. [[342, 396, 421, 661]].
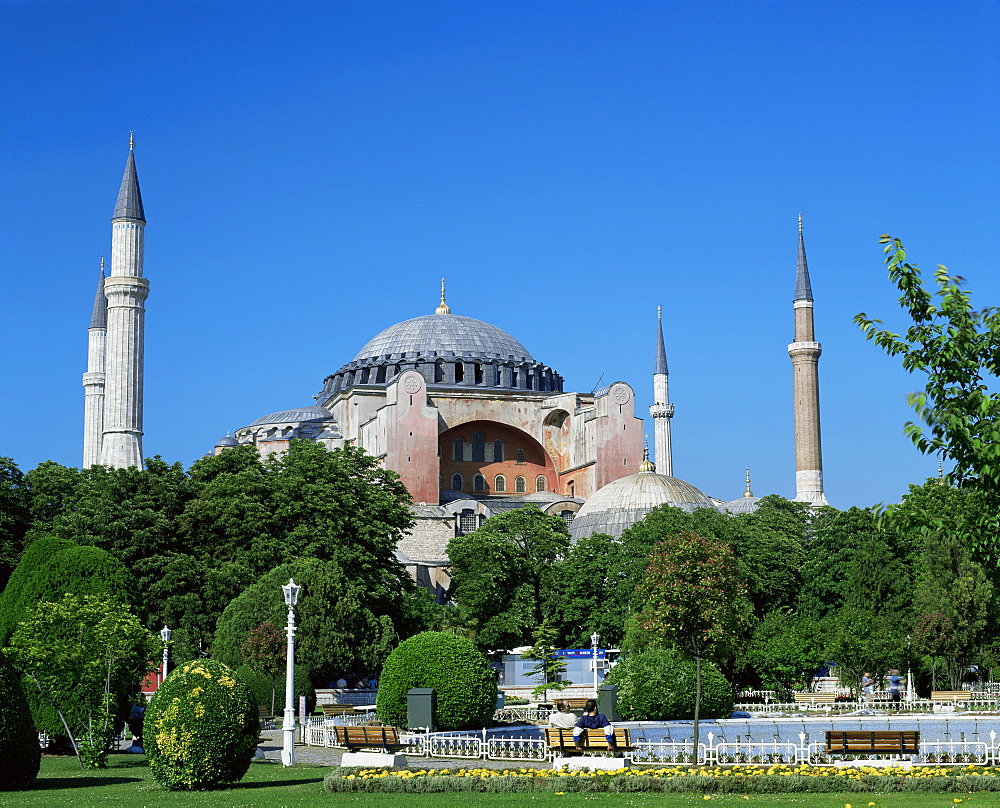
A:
[[323, 763, 1000, 795], [145, 659, 258, 790]]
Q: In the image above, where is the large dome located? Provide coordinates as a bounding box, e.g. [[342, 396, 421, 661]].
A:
[[569, 471, 716, 541], [353, 314, 533, 363]]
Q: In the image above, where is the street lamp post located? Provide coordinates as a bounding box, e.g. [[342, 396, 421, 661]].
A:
[[590, 632, 600, 698], [281, 578, 301, 767], [906, 634, 914, 702], [160, 626, 172, 685]]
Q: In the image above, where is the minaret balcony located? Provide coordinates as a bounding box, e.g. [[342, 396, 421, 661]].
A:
[[649, 403, 675, 418]]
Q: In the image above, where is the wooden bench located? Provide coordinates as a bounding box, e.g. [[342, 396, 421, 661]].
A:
[[931, 691, 971, 704], [321, 704, 362, 717], [824, 731, 920, 756], [332, 725, 407, 754], [545, 727, 633, 754], [257, 705, 273, 729], [794, 693, 837, 706]]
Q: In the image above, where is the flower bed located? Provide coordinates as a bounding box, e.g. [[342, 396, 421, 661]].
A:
[[324, 764, 1000, 794]]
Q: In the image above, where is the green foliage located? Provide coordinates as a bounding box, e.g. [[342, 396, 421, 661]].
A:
[[0, 649, 39, 790], [375, 631, 496, 730], [855, 236, 1000, 569], [605, 648, 733, 720], [233, 663, 314, 716], [241, 621, 285, 677], [447, 506, 571, 649], [520, 622, 568, 700], [747, 610, 826, 696], [0, 535, 76, 646], [144, 659, 257, 790], [4, 595, 158, 768], [0, 457, 30, 593], [212, 558, 396, 685]]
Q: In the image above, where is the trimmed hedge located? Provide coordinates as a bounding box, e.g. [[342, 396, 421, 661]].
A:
[[375, 631, 496, 731], [605, 648, 734, 720], [0, 536, 75, 645], [144, 659, 257, 790], [0, 650, 39, 790]]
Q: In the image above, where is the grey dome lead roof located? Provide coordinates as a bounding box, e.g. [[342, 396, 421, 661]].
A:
[[249, 405, 334, 426], [353, 313, 534, 363]]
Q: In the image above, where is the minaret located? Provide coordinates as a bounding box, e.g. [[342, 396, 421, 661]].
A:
[[788, 215, 828, 505], [100, 135, 149, 469], [82, 258, 107, 467], [649, 306, 675, 476]]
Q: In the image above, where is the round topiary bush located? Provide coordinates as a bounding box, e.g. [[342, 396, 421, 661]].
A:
[[0, 650, 40, 790], [144, 659, 258, 790], [605, 648, 734, 721], [376, 632, 496, 731]]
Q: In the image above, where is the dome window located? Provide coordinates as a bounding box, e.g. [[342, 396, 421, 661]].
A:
[[454, 438, 464, 462], [515, 476, 526, 493], [435, 360, 446, 383], [536, 475, 546, 492], [451, 473, 464, 491], [474, 474, 486, 492], [474, 363, 484, 384], [493, 440, 504, 462], [494, 475, 506, 493], [472, 431, 485, 462], [516, 448, 525, 465], [455, 362, 465, 383]]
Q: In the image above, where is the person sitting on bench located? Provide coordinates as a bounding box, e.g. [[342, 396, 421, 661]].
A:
[[573, 699, 616, 752]]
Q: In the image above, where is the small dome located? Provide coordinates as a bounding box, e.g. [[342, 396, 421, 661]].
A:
[[215, 433, 238, 448], [570, 471, 716, 541], [720, 496, 762, 515], [353, 314, 533, 363], [249, 405, 333, 427]]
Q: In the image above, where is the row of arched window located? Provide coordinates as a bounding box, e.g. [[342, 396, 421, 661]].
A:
[[450, 473, 547, 494], [452, 433, 528, 464]]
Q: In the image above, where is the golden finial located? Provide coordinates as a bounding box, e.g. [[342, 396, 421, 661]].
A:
[[435, 277, 451, 315], [744, 466, 754, 498], [798, 212, 803, 234], [937, 460, 945, 484], [639, 437, 656, 473], [129, 131, 135, 150]]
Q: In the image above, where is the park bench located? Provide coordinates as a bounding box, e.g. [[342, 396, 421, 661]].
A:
[[545, 727, 634, 755], [321, 704, 362, 718], [331, 725, 407, 754], [794, 693, 836, 707], [257, 705, 274, 729], [931, 691, 971, 704], [824, 731, 919, 756]]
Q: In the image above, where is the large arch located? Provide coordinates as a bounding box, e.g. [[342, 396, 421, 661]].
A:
[[438, 420, 557, 496]]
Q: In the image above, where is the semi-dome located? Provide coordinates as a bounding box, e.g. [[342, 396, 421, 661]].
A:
[[249, 405, 334, 427], [569, 470, 716, 541], [214, 433, 238, 448], [720, 495, 761, 515], [354, 314, 533, 363]]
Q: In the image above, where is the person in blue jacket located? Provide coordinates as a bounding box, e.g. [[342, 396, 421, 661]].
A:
[[573, 698, 617, 752]]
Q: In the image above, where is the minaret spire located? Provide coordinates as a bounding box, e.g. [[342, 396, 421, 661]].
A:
[[435, 277, 451, 314], [82, 257, 108, 466], [100, 139, 149, 468], [649, 306, 675, 476], [788, 215, 828, 505]]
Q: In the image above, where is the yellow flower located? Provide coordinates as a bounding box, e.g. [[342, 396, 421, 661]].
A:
[[703, 797, 712, 801]]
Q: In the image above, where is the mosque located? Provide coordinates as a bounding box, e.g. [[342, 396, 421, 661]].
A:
[[83, 143, 828, 599]]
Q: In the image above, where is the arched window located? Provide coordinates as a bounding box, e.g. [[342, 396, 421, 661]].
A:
[[494, 365, 502, 386], [375, 365, 386, 383], [516, 448, 525, 465], [459, 509, 477, 534], [454, 438, 464, 462], [455, 362, 465, 383], [451, 473, 464, 491], [474, 363, 483, 384], [472, 431, 485, 462], [536, 475, 547, 492], [474, 474, 486, 492], [560, 510, 575, 523], [435, 360, 446, 383], [360, 367, 370, 384], [515, 476, 526, 493], [493, 440, 504, 462], [494, 475, 506, 493]]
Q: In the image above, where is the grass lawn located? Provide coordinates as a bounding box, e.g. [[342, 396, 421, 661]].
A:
[[2, 755, 998, 807]]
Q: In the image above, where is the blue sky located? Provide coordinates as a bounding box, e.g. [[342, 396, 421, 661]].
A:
[[2, 0, 998, 508]]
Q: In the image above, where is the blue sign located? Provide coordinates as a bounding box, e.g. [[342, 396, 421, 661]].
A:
[[555, 648, 605, 658]]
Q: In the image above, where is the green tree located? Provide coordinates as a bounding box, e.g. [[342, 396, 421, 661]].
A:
[[552, 533, 634, 648], [822, 607, 906, 696], [520, 622, 569, 702], [0, 457, 30, 592], [637, 530, 752, 756], [0, 649, 40, 790], [4, 595, 158, 768], [447, 506, 571, 649], [748, 610, 826, 697], [240, 621, 286, 714], [855, 236, 1000, 568]]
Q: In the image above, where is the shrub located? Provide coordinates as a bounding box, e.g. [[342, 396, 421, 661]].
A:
[[0, 536, 75, 645], [144, 659, 257, 790], [234, 663, 315, 716], [0, 650, 39, 790], [376, 631, 496, 730], [605, 648, 734, 720]]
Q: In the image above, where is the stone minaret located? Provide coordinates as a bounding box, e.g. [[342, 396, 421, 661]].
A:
[[82, 258, 107, 466], [100, 136, 148, 469], [649, 306, 675, 476], [788, 215, 828, 506]]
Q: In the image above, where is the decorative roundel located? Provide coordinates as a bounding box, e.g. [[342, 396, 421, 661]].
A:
[[402, 375, 422, 394], [612, 384, 631, 405]]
